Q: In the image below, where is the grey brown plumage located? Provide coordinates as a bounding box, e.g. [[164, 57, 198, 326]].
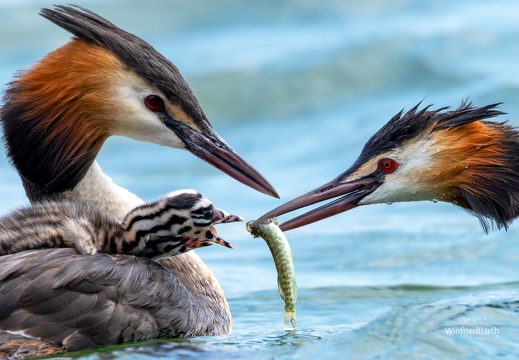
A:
[[0, 249, 231, 353], [0, 190, 241, 356], [0, 189, 240, 259]]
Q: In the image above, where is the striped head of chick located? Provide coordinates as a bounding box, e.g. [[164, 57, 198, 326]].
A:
[[254, 101, 519, 233], [121, 189, 243, 260]]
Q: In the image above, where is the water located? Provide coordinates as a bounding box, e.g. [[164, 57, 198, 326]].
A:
[[1, 0, 519, 358]]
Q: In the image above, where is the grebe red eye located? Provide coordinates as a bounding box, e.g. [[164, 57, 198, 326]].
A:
[[379, 158, 398, 174], [144, 95, 165, 111]]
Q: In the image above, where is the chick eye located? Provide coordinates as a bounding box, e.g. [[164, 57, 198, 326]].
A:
[[379, 158, 398, 174], [203, 209, 213, 220], [144, 95, 165, 111]]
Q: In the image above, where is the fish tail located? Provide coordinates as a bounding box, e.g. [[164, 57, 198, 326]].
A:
[[283, 307, 297, 331]]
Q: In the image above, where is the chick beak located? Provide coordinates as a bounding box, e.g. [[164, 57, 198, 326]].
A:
[[213, 209, 244, 224], [251, 176, 380, 231], [211, 208, 241, 249], [209, 226, 235, 249], [169, 120, 279, 198]]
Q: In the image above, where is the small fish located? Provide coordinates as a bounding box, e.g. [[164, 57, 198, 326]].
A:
[[247, 218, 297, 330]]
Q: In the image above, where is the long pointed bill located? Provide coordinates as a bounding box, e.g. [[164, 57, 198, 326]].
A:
[[168, 120, 279, 198], [252, 177, 380, 231]]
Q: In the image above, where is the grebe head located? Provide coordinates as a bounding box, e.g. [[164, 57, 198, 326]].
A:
[[254, 102, 519, 233], [0, 5, 278, 199]]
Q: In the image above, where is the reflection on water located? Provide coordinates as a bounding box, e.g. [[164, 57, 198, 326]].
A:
[[2, 0, 519, 359]]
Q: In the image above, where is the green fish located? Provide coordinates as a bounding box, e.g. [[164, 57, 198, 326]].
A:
[[247, 219, 297, 330]]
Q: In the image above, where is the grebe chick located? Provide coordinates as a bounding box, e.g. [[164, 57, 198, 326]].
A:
[[0, 189, 242, 259]]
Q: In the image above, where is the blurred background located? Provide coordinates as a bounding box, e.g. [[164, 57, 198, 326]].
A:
[[1, 0, 519, 358]]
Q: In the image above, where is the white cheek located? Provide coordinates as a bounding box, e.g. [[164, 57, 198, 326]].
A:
[[360, 177, 433, 204], [112, 83, 185, 149], [360, 138, 438, 205]]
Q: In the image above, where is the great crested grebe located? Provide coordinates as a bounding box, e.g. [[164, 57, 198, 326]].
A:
[[0, 5, 277, 358], [253, 102, 519, 232], [0, 189, 241, 258]]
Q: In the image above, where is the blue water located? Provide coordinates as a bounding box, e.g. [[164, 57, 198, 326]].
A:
[[1, 0, 519, 359]]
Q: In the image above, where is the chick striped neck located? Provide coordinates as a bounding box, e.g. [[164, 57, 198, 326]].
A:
[[0, 190, 237, 260]]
